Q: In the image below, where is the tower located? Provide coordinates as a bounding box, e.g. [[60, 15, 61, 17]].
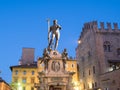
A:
[[76, 21, 120, 90], [19, 48, 35, 65]]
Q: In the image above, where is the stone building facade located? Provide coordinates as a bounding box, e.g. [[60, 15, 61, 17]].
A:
[[10, 63, 38, 90], [76, 21, 120, 90]]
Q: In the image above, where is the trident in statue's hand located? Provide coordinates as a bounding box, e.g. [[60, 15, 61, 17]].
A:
[[47, 18, 50, 44]]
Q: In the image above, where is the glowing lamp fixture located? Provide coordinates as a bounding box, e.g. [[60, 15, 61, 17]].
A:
[[89, 83, 92, 89], [17, 83, 22, 90], [78, 40, 81, 44]]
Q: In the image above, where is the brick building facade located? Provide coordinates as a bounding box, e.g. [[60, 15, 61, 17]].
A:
[[0, 77, 11, 90]]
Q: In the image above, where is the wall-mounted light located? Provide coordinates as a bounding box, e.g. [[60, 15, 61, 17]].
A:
[[78, 40, 81, 44]]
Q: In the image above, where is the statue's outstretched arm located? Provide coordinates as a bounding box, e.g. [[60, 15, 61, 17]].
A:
[[58, 25, 61, 30]]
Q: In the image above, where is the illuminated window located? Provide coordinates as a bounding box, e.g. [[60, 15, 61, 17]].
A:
[[23, 70, 26, 75], [15, 70, 18, 75], [103, 41, 111, 52]]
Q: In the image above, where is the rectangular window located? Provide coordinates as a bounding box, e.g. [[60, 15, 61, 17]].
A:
[[93, 66, 95, 74], [108, 45, 111, 52], [72, 64, 74, 67], [89, 70, 91, 75], [88, 51, 91, 57], [15, 70, 18, 75], [95, 82, 97, 87], [23, 70, 26, 75], [117, 48, 120, 55], [22, 78, 26, 83], [92, 83, 94, 88], [32, 71, 35, 75]]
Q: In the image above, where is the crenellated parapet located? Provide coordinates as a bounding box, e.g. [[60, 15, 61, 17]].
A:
[[83, 21, 98, 30], [79, 21, 120, 39], [99, 22, 119, 31], [80, 21, 98, 39]]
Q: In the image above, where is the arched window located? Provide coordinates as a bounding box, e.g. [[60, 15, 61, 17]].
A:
[[103, 41, 111, 52]]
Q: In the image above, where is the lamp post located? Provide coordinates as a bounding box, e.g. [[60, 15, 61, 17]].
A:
[[47, 18, 50, 44]]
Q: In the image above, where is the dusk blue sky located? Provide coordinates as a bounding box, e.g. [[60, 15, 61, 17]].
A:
[[0, 0, 120, 83]]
